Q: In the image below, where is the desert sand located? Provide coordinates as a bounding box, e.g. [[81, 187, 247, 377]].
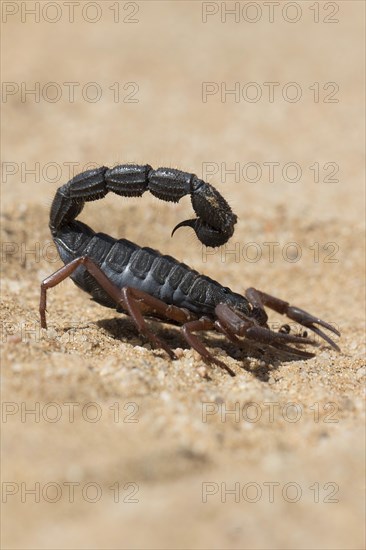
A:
[[1, 2, 365, 549]]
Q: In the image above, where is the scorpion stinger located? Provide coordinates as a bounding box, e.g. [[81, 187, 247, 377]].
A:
[[41, 163, 340, 376]]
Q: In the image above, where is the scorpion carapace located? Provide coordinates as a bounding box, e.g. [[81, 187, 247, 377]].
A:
[[40, 164, 340, 376]]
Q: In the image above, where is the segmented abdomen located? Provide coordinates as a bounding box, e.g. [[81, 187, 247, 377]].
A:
[[54, 221, 221, 316]]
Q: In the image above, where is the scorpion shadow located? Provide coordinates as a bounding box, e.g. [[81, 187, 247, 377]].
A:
[[96, 316, 312, 382]]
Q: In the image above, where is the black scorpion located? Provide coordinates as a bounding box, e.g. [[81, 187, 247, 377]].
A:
[[40, 164, 340, 376]]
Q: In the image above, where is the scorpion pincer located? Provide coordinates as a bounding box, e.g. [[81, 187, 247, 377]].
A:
[[40, 164, 340, 376]]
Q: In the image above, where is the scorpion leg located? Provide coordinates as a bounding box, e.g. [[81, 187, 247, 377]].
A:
[[119, 287, 196, 359], [215, 320, 243, 346], [40, 256, 201, 360], [40, 256, 138, 330], [118, 289, 236, 375], [181, 318, 236, 376], [214, 319, 314, 359], [245, 288, 340, 351]]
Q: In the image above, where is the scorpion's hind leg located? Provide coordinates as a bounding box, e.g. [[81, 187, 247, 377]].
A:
[[39, 256, 183, 359], [40, 260, 232, 368], [245, 288, 341, 351], [40, 256, 133, 330], [40, 257, 95, 329]]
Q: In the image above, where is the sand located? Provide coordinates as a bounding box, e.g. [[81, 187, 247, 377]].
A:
[[1, 2, 365, 549]]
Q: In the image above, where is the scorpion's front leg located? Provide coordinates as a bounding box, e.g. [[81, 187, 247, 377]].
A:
[[215, 318, 315, 359], [181, 318, 236, 376], [215, 303, 320, 358]]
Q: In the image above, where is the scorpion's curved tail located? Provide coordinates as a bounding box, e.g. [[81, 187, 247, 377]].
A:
[[49, 165, 237, 247]]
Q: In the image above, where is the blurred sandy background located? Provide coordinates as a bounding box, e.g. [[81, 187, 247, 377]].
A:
[[1, 1, 365, 549]]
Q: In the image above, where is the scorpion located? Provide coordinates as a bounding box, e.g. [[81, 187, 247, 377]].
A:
[[40, 164, 340, 376]]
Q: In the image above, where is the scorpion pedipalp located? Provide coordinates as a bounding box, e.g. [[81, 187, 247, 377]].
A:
[[285, 306, 341, 351], [244, 288, 341, 352], [214, 303, 329, 359]]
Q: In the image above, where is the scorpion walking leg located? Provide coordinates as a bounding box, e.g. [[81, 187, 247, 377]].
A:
[[40, 256, 201, 360], [215, 320, 243, 346], [119, 287, 195, 359], [119, 288, 235, 374], [40, 256, 135, 330], [245, 288, 340, 351], [181, 318, 236, 376], [39, 257, 101, 329], [215, 319, 314, 359]]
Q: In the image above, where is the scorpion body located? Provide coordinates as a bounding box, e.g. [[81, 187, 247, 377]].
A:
[[49, 165, 248, 319], [40, 164, 340, 376], [53, 221, 250, 319]]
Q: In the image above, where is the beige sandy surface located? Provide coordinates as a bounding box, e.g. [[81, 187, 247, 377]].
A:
[[1, 2, 365, 549]]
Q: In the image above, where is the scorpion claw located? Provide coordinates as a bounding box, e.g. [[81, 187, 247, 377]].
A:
[[286, 306, 340, 351], [303, 325, 340, 352]]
